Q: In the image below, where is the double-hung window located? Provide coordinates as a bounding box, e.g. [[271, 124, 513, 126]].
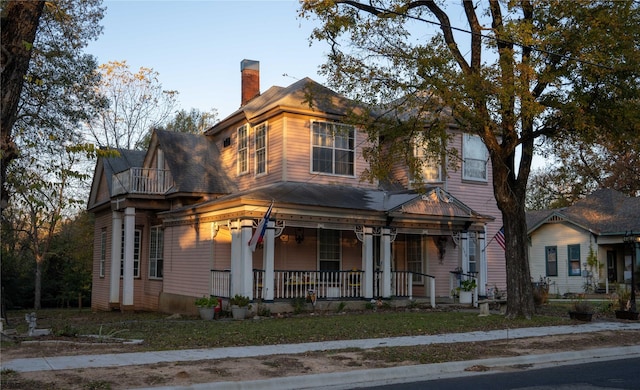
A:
[[149, 226, 163, 279], [254, 122, 267, 175], [412, 134, 442, 183], [545, 246, 558, 276], [463, 134, 488, 181], [237, 124, 249, 175], [318, 229, 341, 271], [120, 228, 141, 278], [311, 121, 355, 176], [568, 244, 581, 276]]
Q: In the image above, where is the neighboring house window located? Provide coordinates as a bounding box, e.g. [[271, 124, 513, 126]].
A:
[[545, 246, 558, 277], [237, 124, 249, 175], [468, 232, 478, 273], [120, 228, 141, 278], [149, 226, 163, 279], [463, 134, 488, 181], [311, 121, 355, 176], [318, 229, 341, 271], [100, 228, 107, 278], [254, 122, 267, 175], [412, 135, 442, 183], [407, 235, 423, 284], [568, 244, 581, 276]]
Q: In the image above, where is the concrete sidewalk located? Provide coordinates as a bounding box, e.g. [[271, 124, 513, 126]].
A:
[[3, 321, 640, 389]]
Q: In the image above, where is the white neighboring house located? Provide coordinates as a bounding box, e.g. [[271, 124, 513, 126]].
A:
[[526, 189, 640, 297]]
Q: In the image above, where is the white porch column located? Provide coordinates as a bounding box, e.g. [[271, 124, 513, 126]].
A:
[[361, 227, 374, 299], [380, 227, 392, 298], [229, 218, 254, 300], [240, 219, 254, 299], [262, 220, 275, 301], [230, 220, 241, 298], [122, 207, 135, 308], [479, 230, 487, 295], [109, 211, 122, 306]]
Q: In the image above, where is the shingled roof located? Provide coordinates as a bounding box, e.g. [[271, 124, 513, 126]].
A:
[[153, 130, 238, 195], [206, 78, 357, 134], [527, 188, 640, 235]]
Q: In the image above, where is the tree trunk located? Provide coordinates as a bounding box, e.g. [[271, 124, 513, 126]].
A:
[[34, 255, 42, 310], [492, 157, 535, 319], [0, 0, 45, 210]]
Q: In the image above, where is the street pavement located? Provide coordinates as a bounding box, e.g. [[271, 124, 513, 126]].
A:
[[2, 321, 640, 389]]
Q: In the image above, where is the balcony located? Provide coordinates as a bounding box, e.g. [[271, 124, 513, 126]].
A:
[[112, 168, 174, 196]]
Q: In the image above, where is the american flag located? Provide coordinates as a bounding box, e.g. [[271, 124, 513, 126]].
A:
[[248, 203, 273, 252], [495, 227, 506, 250]]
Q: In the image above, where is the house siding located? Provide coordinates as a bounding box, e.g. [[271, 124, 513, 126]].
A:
[[528, 222, 591, 296], [91, 212, 112, 311]]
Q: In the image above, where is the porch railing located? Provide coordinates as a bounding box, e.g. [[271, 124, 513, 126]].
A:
[[211, 270, 231, 298], [112, 167, 174, 196], [245, 270, 435, 307]]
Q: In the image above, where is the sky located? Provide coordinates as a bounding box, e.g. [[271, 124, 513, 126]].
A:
[[86, 0, 546, 170], [86, 0, 330, 119]]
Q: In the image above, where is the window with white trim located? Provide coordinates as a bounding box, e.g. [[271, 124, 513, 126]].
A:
[[254, 122, 267, 175], [318, 229, 341, 271], [412, 134, 442, 183], [100, 228, 107, 278], [237, 124, 249, 175], [568, 244, 581, 276], [407, 235, 424, 284], [463, 134, 488, 181], [546, 246, 558, 277], [149, 226, 163, 279], [120, 228, 141, 278], [468, 232, 478, 273], [311, 121, 355, 176]]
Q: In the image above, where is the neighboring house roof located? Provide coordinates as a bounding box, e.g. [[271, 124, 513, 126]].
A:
[[152, 130, 238, 195], [527, 188, 640, 236], [206, 77, 357, 135]]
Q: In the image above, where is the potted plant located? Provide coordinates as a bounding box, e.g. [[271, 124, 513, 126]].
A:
[[568, 296, 593, 321], [614, 286, 639, 320], [195, 295, 219, 320], [458, 279, 476, 304], [230, 294, 251, 320]]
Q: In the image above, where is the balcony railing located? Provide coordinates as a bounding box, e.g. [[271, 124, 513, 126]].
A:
[[112, 168, 174, 196], [211, 269, 436, 307]]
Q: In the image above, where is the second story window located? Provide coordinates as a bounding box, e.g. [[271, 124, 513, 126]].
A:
[[237, 124, 249, 175], [254, 122, 267, 175], [412, 134, 442, 183], [463, 134, 488, 182], [312, 121, 355, 176]]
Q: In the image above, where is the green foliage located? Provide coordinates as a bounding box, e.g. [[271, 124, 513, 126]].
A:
[[300, 0, 640, 319], [335, 301, 346, 313], [290, 297, 307, 314], [229, 294, 250, 307], [195, 296, 219, 308], [458, 279, 477, 292]]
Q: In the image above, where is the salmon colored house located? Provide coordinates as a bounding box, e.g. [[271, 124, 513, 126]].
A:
[[87, 59, 506, 314]]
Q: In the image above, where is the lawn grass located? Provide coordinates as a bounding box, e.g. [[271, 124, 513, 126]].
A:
[[2, 304, 575, 352]]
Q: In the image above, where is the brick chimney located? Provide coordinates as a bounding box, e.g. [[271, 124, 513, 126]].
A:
[[241, 59, 260, 106]]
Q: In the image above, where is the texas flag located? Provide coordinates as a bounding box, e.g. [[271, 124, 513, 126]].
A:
[[248, 203, 273, 252]]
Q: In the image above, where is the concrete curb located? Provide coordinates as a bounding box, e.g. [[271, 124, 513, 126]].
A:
[[136, 345, 640, 390]]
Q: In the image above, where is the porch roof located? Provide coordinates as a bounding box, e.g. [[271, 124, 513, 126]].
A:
[[163, 181, 492, 227]]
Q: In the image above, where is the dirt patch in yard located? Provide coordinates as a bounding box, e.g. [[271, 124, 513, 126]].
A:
[[2, 329, 639, 390]]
